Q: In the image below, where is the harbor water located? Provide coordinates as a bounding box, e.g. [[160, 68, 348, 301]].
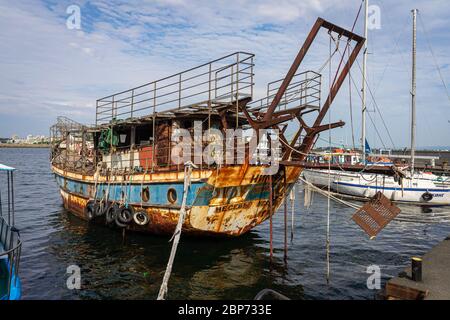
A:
[[1, 147, 450, 300]]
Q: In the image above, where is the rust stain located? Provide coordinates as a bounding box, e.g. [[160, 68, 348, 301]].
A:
[[57, 164, 301, 237]]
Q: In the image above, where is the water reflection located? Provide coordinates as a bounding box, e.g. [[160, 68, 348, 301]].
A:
[[2, 148, 450, 300], [50, 208, 295, 300]]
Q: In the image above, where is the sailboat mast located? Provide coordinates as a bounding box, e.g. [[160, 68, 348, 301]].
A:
[[361, 0, 369, 162], [411, 9, 418, 173]]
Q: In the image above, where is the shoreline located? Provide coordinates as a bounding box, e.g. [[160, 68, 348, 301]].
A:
[[0, 144, 50, 148]]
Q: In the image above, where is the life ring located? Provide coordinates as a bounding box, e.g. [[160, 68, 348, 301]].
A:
[[116, 206, 134, 227], [133, 211, 150, 226], [422, 192, 433, 202], [105, 203, 119, 223], [85, 200, 97, 221]]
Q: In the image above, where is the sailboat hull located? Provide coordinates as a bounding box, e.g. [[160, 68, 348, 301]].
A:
[[303, 169, 450, 205]]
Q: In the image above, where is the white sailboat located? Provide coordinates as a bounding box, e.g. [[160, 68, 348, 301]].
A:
[[303, 5, 450, 206]]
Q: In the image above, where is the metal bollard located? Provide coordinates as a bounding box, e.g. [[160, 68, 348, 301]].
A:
[[411, 257, 422, 282]]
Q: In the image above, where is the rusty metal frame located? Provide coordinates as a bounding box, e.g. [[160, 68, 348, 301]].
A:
[[241, 17, 365, 162]]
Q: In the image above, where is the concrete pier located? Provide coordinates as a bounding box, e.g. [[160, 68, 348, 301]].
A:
[[385, 236, 450, 300]]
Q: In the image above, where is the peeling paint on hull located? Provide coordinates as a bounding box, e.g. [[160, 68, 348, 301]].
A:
[[54, 165, 301, 236]]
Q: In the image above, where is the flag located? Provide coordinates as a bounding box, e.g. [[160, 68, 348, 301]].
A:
[[365, 139, 371, 155]]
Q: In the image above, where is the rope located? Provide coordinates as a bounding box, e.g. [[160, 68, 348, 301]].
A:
[[418, 13, 450, 107], [341, 59, 388, 149], [299, 177, 360, 210], [140, 166, 148, 208], [290, 186, 295, 242], [93, 164, 101, 200], [304, 182, 312, 208], [278, 132, 381, 175], [343, 44, 396, 149], [157, 162, 196, 300]]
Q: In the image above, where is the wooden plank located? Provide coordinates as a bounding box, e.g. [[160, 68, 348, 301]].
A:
[[385, 282, 428, 300]]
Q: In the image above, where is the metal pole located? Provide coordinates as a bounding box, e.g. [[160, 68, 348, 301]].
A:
[[179, 74, 182, 108], [208, 63, 212, 131], [236, 53, 239, 129], [7, 171, 11, 225], [131, 89, 134, 119], [152, 115, 156, 172], [251, 57, 254, 99], [411, 9, 418, 173], [112, 95, 115, 121], [283, 168, 288, 262], [81, 127, 86, 175], [361, 0, 369, 162], [95, 100, 98, 126], [11, 172, 15, 227], [269, 174, 273, 263]]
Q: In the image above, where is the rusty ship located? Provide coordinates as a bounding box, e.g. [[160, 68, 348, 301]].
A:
[[50, 18, 365, 237]]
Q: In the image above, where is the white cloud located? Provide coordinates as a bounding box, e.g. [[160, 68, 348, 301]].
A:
[[0, 0, 449, 147]]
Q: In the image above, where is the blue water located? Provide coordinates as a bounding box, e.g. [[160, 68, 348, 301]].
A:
[[1, 147, 450, 300]]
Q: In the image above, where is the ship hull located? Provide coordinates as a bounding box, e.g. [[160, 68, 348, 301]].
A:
[[53, 165, 301, 236]]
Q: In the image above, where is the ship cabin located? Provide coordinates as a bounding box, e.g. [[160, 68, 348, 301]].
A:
[[50, 51, 323, 176]]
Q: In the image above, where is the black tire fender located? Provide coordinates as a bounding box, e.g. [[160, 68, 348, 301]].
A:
[[85, 200, 97, 221], [95, 201, 107, 217], [422, 192, 433, 202], [133, 210, 150, 226], [117, 206, 134, 224], [106, 203, 119, 223]]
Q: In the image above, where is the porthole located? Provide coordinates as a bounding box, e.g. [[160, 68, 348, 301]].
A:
[[167, 188, 177, 204], [141, 186, 150, 202]]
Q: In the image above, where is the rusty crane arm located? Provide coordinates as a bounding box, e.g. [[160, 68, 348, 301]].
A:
[[255, 17, 365, 160]]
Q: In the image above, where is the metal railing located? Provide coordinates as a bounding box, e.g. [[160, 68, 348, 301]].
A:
[[0, 216, 21, 300], [96, 52, 255, 125], [51, 137, 250, 175], [247, 70, 321, 114]]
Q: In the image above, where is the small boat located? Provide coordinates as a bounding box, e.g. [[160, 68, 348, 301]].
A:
[[0, 164, 22, 300], [49, 18, 366, 236]]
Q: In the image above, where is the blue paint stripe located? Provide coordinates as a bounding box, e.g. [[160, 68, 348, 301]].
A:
[[335, 181, 450, 192], [54, 173, 293, 208], [54, 173, 204, 206]]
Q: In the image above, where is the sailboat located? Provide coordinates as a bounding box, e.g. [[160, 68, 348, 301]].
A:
[[303, 5, 450, 206]]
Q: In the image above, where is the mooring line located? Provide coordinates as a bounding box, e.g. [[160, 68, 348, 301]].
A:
[[290, 185, 295, 243], [157, 162, 196, 300]]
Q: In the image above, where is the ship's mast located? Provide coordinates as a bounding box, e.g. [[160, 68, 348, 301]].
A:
[[361, 0, 369, 162], [411, 9, 418, 173]]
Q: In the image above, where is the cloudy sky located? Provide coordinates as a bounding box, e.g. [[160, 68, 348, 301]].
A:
[[0, 0, 449, 148]]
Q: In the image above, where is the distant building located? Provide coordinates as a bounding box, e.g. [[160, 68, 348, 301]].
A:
[[26, 134, 50, 144], [4, 134, 50, 144]]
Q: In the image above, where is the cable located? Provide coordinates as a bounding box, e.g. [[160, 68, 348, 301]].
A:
[[342, 44, 396, 149], [418, 13, 450, 107]]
